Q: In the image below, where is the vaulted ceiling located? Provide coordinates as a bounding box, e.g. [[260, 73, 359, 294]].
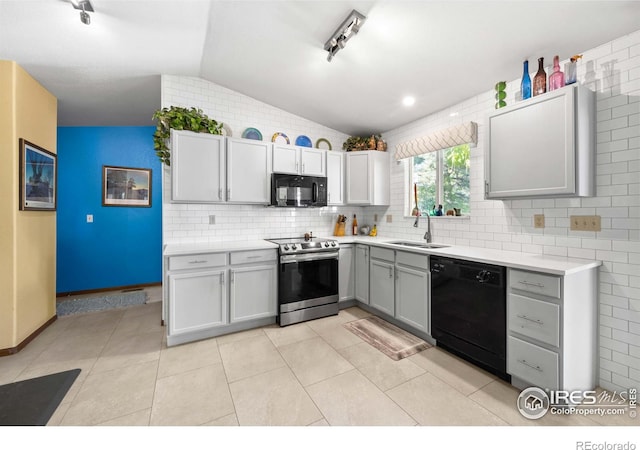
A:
[[1, 1, 639, 135]]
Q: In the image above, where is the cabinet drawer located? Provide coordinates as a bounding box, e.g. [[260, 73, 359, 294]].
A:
[[509, 294, 560, 347], [168, 253, 227, 271], [370, 246, 394, 262], [509, 269, 561, 299], [396, 251, 428, 270], [508, 336, 559, 390], [230, 249, 277, 265]]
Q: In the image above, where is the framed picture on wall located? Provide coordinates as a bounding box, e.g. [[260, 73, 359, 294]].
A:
[[102, 166, 152, 207], [19, 139, 57, 211]]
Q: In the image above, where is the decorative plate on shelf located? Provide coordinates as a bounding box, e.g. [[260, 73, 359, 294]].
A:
[[242, 127, 263, 140], [295, 135, 312, 147], [315, 138, 332, 150], [271, 132, 290, 144], [221, 123, 233, 137]]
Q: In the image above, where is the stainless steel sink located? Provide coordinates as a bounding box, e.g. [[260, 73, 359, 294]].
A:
[[388, 241, 449, 249]]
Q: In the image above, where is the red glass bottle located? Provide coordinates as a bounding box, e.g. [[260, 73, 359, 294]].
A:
[[533, 57, 547, 96]]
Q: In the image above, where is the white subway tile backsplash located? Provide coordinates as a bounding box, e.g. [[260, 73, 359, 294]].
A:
[[600, 356, 629, 376]]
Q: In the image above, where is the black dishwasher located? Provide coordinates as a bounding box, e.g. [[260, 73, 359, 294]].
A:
[[430, 256, 509, 381]]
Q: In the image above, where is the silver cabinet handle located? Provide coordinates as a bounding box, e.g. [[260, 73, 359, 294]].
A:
[[516, 314, 544, 325], [221, 272, 225, 284], [246, 255, 262, 259], [188, 260, 207, 264], [328, 192, 331, 203], [388, 267, 393, 278], [227, 189, 231, 200], [518, 359, 543, 372], [302, 163, 305, 173], [218, 188, 222, 200], [518, 280, 545, 288], [231, 271, 235, 283]]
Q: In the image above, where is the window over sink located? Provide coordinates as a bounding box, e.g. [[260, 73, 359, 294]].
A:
[[409, 144, 470, 216]]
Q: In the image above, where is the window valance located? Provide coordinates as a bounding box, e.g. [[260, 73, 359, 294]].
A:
[[394, 121, 478, 160]]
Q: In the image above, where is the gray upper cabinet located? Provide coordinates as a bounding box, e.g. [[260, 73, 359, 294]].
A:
[[485, 84, 595, 199], [326, 151, 344, 205], [346, 151, 390, 205], [272, 144, 326, 176], [171, 130, 226, 203], [227, 138, 272, 204]]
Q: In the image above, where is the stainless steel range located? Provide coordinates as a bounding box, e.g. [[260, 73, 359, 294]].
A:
[[266, 237, 340, 326]]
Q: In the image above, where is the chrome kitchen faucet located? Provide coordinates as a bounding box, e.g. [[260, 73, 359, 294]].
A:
[[424, 213, 432, 243]]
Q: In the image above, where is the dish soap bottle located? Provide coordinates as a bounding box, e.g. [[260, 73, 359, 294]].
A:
[[369, 224, 377, 237], [352, 214, 358, 235], [548, 55, 565, 91], [521, 60, 531, 100], [533, 57, 547, 96]]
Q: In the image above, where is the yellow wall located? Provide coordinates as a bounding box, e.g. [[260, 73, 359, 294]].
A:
[[0, 61, 57, 350]]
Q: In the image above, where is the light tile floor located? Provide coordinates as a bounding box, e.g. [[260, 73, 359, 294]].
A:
[[0, 286, 637, 427]]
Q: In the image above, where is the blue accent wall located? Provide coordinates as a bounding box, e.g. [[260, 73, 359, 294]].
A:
[[56, 127, 162, 294]]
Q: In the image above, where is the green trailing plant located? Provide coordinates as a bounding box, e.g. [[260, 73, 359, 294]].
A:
[[152, 106, 224, 165]]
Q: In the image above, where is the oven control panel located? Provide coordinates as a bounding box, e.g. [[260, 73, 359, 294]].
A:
[[279, 239, 339, 254]]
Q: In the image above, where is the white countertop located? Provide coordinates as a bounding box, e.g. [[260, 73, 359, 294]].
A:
[[331, 236, 601, 276], [164, 236, 601, 276], [164, 240, 278, 256]]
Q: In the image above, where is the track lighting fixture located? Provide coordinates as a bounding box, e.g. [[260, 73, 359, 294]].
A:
[[324, 10, 366, 62], [71, 0, 94, 25]]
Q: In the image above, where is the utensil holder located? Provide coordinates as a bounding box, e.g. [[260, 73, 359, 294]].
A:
[[334, 222, 345, 236]]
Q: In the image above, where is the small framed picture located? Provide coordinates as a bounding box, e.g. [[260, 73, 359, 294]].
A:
[[19, 139, 57, 211], [102, 166, 152, 207]]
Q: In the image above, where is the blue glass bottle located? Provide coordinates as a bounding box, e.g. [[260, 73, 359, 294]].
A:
[[521, 60, 532, 100]]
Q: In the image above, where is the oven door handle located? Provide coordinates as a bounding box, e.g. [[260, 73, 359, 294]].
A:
[[281, 252, 339, 264]]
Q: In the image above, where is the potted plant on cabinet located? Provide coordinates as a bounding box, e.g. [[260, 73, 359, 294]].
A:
[[342, 134, 387, 151], [152, 106, 224, 165]]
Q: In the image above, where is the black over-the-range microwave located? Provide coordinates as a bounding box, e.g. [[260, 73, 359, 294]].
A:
[[270, 173, 328, 207]]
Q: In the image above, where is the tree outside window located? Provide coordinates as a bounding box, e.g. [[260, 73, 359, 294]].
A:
[[410, 144, 470, 216]]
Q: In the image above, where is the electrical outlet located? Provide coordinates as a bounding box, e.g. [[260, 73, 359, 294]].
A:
[[534, 214, 545, 228], [570, 215, 601, 231], [208, 215, 216, 225], [386, 214, 392, 223], [86, 214, 93, 223]]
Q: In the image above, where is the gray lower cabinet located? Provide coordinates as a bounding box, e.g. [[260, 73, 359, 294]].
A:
[[339, 244, 355, 302], [506, 267, 597, 393], [368, 247, 429, 333], [168, 269, 228, 336], [354, 244, 369, 303], [394, 252, 429, 334], [368, 247, 396, 316], [230, 263, 277, 322], [165, 249, 277, 346], [167, 252, 229, 339], [369, 257, 395, 315]]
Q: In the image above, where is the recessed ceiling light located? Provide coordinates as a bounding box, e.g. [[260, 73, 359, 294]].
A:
[[449, 112, 459, 117], [402, 96, 415, 107]]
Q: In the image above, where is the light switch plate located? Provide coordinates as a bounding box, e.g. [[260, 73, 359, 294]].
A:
[[386, 214, 392, 223], [374, 214, 378, 223], [534, 214, 545, 228], [86, 214, 93, 223], [570, 215, 601, 231], [209, 215, 216, 225]]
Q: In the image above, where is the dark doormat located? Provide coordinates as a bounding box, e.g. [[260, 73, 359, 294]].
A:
[[0, 369, 80, 426]]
